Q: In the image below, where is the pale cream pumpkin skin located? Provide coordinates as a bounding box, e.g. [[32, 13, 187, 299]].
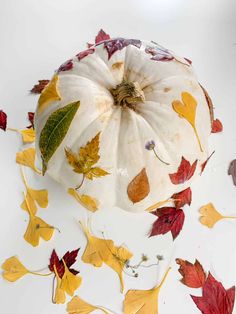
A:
[[34, 37, 212, 213]]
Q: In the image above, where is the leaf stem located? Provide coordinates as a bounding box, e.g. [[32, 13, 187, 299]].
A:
[[7, 127, 19, 132], [222, 216, 236, 220], [28, 271, 53, 277], [51, 275, 56, 304], [75, 174, 85, 190], [146, 198, 172, 212], [193, 126, 203, 152], [152, 148, 170, 165], [19, 166, 28, 189], [157, 267, 171, 290]]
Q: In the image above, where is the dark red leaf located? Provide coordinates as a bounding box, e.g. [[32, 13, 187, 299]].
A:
[[87, 43, 94, 48], [145, 46, 174, 62], [76, 48, 95, 61], [169, 157, 198, 185], [0, 110, 7, 131], [57, 59, 73, 72], [191, 273, 235, 314], [176, 258, 206, 288], [212, 119, 223, 133], [228, 159, 236, 186], [26, 112, 35, 129], [184, 57, 192, 65], [201, 151, 215, 174], [95, 29, 110, 44], [171, 187, 192, 208], [30, 80, 50, 94], [104, 38, 141, 60], [149, 207, 185, 240], [49, 249, 61, 275], [62, 248, 80, 268]]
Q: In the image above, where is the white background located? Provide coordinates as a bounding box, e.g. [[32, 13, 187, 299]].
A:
[[0, 0, 236, 313]]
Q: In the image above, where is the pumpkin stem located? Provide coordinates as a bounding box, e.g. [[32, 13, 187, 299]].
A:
[[110, 81, 145, 110]]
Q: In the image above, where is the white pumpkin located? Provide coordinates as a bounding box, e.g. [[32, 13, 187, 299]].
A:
[[34, 34, 212, 213]]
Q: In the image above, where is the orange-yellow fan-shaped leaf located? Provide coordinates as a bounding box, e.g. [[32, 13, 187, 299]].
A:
[[60, 259, 82, 297], [124, 267, 171, 314], [2, 256, 29, 282], [19, 129, 35, 143], [172, 92, 203, 152], [68, 188, 99, 212], [16, 148, 41, 174], [80, 222, 133, 292], [21, 189, 48, 215], [38, 74, 61, 114], [67, 295, 109, 314], [199, 203, 223, 228]]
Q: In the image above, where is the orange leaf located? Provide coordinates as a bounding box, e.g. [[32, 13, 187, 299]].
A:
[[176, 258, 206, 288], [127, 168, 150, 203]]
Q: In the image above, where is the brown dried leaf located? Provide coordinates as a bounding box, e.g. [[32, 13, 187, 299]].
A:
[[127, 168, 150, 203]]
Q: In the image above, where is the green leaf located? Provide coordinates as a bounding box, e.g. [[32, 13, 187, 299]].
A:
[[39, 101, 80, 175]]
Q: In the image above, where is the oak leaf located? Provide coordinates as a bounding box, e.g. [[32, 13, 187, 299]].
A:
[[0, 109, 7, 131], [16, 148, 41, 174], [171, 187, 192, 208], [38, 75, 61, 114], [30, 80, 49, 94], [2, 256, 29, 282], [149, 207, 185, 240], [176, 258, 206, 288], [127, 168, 150, 203], [67, 295, 109, 314], [172, 92, 203, 151], [169, 157, 197, 185]]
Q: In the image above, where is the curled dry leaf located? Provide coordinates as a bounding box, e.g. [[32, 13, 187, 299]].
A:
[[212, 119, 223, 133], [68, 188, 99, 212], [37, 75, 61, 114], [30, 80, 50, 94], [124, 267, 171, 314], [171, 187, 192, 208], [191, 273, 235, 314], [127, 168, 150, 203], [2, 256, 29, 282], [169, 156, 197, 185], [67, 295, 109, 314], [172, 92, 203, 151], [16, 148, 41, 174], [176, 258, 206, 288], [228, 159, 236, 186], [0, 109, 7, 131], [149, 207, 185, 240], [80, 222, 132, 292]]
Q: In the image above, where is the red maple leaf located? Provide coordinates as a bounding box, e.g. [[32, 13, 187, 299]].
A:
[[95, 29, 110, 44], [0, 110, 7, 131], [191, 273, 235, 314], [149, 207, 185, 240], [145, 46, 174, 62], [171, 187, 192, 208], [57, 59, 73, 72], [176, 258, 206, 288], [30, 80, 50, 94], [212, 119, 223, 133], [26, 112, 35, 129], [169, 157, 198, 185], [201, 151, 215, 174], [103, 38, 141, 59], [48, 248, 80, 278], [76, 48, 95, 61]]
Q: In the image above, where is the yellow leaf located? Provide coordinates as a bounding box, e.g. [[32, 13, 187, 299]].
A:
[[199, 203, 224, 228], [2, 256, 29, 282], [19, 129, 35, 143], [67, 296, 109, 314], [38, 74, 61, 114], [61, 260, 82, 297], [28, 188, 48, 208], [68, 188, 99, 212], [172, 92, 203, 152], [127, 168, 150, 203], [124, 267, 171, 314], [53, 266, 66, 304], [21, 192, 38, 215], [80, 222, 132, 292], [24, 215, 54, 247], [85, 167, 110, 180], [16, 148, 41, 174]]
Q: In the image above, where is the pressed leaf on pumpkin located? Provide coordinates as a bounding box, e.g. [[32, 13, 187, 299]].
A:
[[68, 188, 99, 212], [58, 59, 73, 73], [123, 267, 171, 314], [212, 118, 223, 133], [172, 92, 203, 151], [169, 156, 197, 185], [67, 295, 109, 314], [16, 147, 41, 174], [171, 187, 192, 208], [127, 168, 150, 203], [176, 258, 206, 288], [27, 112, 35, 129], [201, 151, 215, 174], [30, 80, 50, 94], [0, 109, 7, 131], [79, 222, 132, 292], [103, 38, 142, 60]]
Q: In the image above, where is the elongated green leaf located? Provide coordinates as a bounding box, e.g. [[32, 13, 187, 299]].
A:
[[39, 101, 80, 175]]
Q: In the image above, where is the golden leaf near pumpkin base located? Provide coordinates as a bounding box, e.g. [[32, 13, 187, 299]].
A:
[[172, 92, 203, 152], [124, 267, 171, 314], [127, 168, 150, 203], [79, 222, 133, 292], [67, 295, 109, 314], [38, 74, 61, 114], [16, 148, 41, 174]]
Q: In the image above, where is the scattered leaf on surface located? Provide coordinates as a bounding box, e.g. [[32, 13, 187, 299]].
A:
[[67, 295, 109, 314], [201, 151, 215, 174], [212, 119, 223, 133], [169, 157, 197, 185], [149, 207, 185, 240], [199, 203, 224, 228], [38, 75, 61, 113], [60, 259, 82, 297], [0, 109, 7, 131], [54, 267, 66, 304], [68, 188, 99, 212], [124, 267, 171, 314], [16, 148, 41, 174], [127, 168, 150, 203], [228, 160, 236, 186], [171, 187, 192, 208], [2, 256, 29, 282], [95, 29, 110, 44], [31, 80, 50, 94], [39, 101, 80, 175], [49, 249, 80, 278], [176, 258, 206, 288], [172, 92, 203, 151], [104, 38, 141, 59], [19, 129, 36, 143], [191, 273, 235, 314]]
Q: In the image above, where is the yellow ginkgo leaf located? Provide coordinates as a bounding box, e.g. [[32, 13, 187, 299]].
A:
[[16, 148, 41, 174], [172, 92, 203, 152], [124, 267, 171, 314], [53, 266, 66, 304], [24, 215, 54, 247], [68, 188, 99, 212], [28, 188, 48, 208], [19, 129, 36, 143], [61, 260, 82, 297], [199, 203, 224, 228], [21, 192, 38, 215], [2, 256, 29, 282], [38, 74, 61, 114], [80, 222, 133, 292], [67, 296, 109, 314]]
